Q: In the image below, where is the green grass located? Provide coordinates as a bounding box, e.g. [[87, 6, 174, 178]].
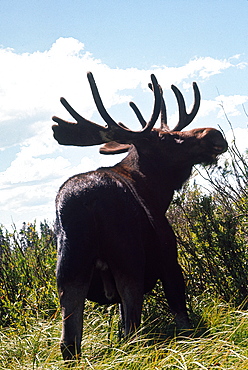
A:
[[0, 296, 247, 369]]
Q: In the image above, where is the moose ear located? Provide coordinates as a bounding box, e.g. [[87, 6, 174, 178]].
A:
[[99, 141, 131, 155]]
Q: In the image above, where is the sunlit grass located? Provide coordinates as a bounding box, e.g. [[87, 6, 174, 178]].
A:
[[0, 297, 247, 369]]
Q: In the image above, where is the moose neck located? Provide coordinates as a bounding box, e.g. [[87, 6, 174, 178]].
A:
[[112, 144, 193, 214]]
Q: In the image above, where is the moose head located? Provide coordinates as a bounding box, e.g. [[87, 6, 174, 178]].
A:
[[53, 72, 226, 158], [52, 73, 227, 194], [52, 73, 227, 362]]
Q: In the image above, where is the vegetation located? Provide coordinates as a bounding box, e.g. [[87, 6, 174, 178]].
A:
[[0, 125, 247, 368], [0, 221, 58, 328], [0, 297, 247, 369], [168, 146, 248, 307]]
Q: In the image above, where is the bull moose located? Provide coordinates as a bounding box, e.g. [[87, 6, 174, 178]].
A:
[[52, 72, 228, 361]]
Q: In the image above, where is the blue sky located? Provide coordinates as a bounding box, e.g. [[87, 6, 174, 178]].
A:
[[0, 0, 247, 229]]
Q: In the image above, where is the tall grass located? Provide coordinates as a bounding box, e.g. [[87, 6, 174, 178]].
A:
[[0, 297, 247, 369], [0, 221, 58, 328]]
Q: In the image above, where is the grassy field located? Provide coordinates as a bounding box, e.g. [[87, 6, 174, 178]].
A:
[[0, 295, 247, 369]]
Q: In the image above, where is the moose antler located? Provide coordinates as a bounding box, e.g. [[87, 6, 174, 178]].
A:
[[130, 82, 168, 130], [52, 72, 161, 147], [171, 82, 200, 131], [130, 81, 200, 132]]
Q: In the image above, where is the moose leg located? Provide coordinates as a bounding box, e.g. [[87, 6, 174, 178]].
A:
[[58, 282, 89, 361], [115, 273, 144, 336], [120, 290, 143, 336], [56, 230, 95, 360], [56, 204, 98, 361], [161, 262, 191, 331], [158, 219, 191, 331]]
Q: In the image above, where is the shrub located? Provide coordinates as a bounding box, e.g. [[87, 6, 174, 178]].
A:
[[0, 221, 58, 328], [167, 132, 248, 308]]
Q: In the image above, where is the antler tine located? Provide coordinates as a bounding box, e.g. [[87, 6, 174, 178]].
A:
[[129, 101, 147, 128], [129, 75, 162, 130], [145, 74, 162, 131], [160, 96, 168, 130], [59, 97, 85, 123], [148, 82, 168, 131], [171, 82, 201, 131], [87, 72, 120, 129]]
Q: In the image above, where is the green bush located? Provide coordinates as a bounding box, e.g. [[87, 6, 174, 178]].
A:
[[167, 136, 248, 308], [169, 186, 247, 306], [0, 221, 58, 328]]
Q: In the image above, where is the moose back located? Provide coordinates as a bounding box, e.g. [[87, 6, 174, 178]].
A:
[[52, 73, 228, 361]]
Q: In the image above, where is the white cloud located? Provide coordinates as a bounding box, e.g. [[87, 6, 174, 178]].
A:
[[216, 95, 248, 118], [0, 38, 242, 126], [225, 127, 248, 153], [151, 56, 235, 87], [1, 156, 70, 185]]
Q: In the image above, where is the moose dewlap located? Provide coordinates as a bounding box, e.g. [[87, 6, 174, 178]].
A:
[[52, 72, 228, 361]]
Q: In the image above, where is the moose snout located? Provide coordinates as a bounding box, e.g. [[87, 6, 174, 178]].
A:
[[212, 143, 228, 154], [212, 135, 228, 155], [200, 128, 228, 155]]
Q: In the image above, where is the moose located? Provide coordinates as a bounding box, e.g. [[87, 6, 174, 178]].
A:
[[52, 72, 228, 361]]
